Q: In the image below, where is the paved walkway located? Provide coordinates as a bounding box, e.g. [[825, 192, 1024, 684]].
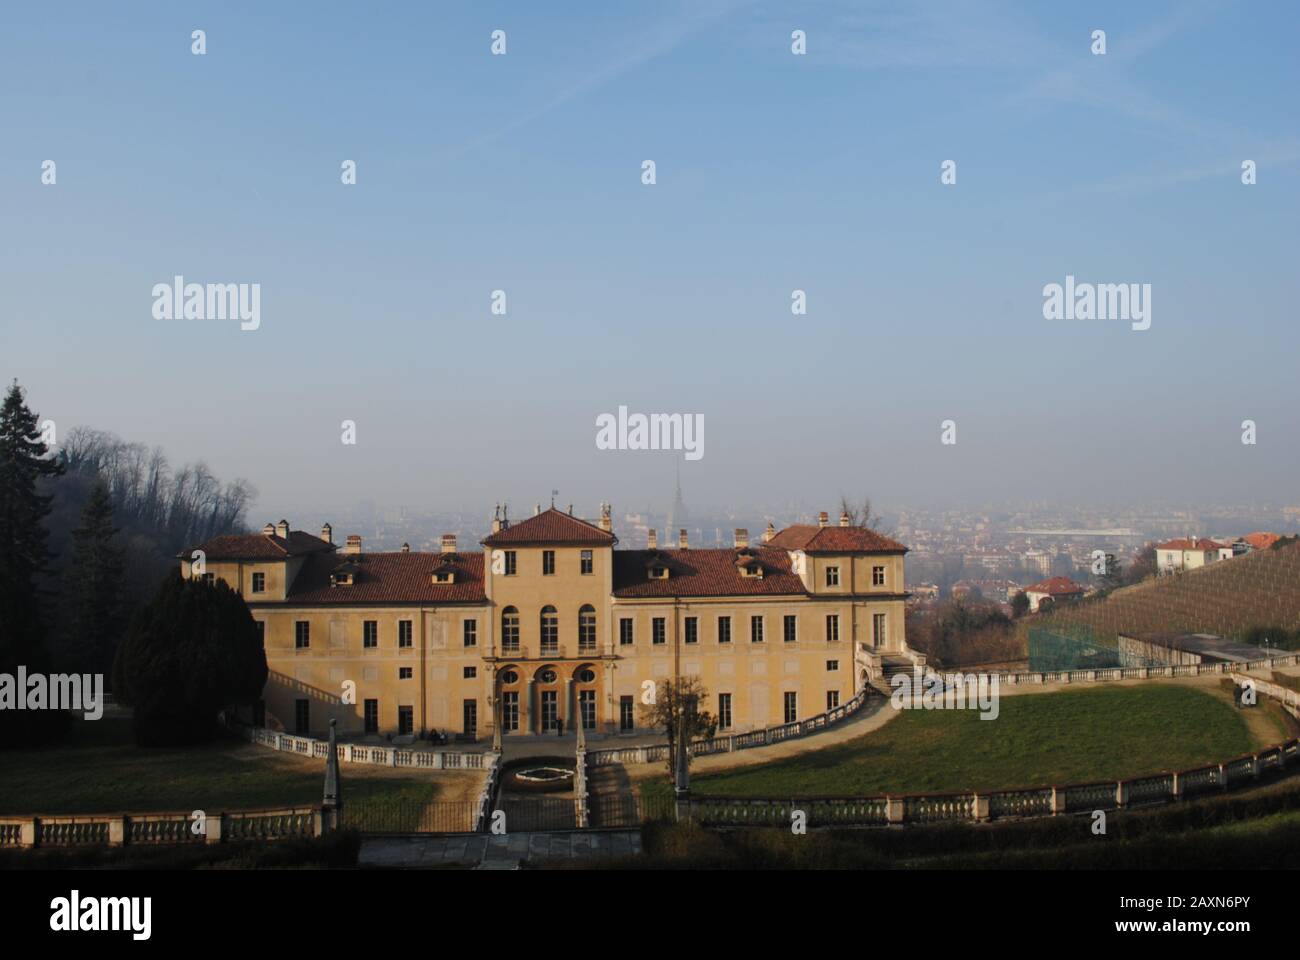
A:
[[358, 830, 641, 868]]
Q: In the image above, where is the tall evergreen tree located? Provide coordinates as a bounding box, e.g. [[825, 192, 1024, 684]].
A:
[[63, 480, 126, 678], [0, 380, 67, 744], [114, 573, 267, 746]]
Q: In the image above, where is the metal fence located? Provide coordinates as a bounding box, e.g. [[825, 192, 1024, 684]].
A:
[[343, 799, 476, 834]]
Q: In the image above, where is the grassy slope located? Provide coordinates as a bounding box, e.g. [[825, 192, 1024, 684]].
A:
[[679, 684, 1278, 798], [0, 718, 451, 815]]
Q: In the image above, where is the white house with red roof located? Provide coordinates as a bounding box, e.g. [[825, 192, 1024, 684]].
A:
[[1155, 537, 1224, 575], [1024, 575, 1084, 612]]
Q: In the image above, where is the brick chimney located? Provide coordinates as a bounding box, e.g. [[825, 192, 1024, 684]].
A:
[[276, 519, 290, 538], [441, 533, 457, 554], [763, 522, 776, 543], [839, 511, 851, 527], [678, 529, 688, 550], [320, 523, 332, 544], [401, 542, 410, 553], [734, 528, 749, 549], [343, 534, 363, 555], [262, 522, 275, 536], [818, 511, 829, 528], [647, 529, 658, 550], [599, 502, 612, 532]]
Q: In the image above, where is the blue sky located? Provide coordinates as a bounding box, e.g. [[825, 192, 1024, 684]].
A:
[[2, 0, 1297, 518]]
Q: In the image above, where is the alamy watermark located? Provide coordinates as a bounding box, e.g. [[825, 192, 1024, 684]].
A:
[[595, 406, 704, 461], [890, 668, 1000, 720], [1042, 275, 1150, 331], [0, 667, 104, 720], [152, 275, 260, 331]]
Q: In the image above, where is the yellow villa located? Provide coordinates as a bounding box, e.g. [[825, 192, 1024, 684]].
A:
[[184, 506, 912, 741]]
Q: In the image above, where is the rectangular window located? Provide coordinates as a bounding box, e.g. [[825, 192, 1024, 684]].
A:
[[784, 691, 798, 723], [502, 691, 519, 733], [364, 699, 379, 734], [398, 620, 413, 648], [255, 620, 265, 643], [462, 700, 477, 738], [295, 621, 310, 649], [826, 566, 840, 587], [827, 690, 840, 710], [783, 614, 797, 643], [718, 616, 731, 644], [541, 691, 558, 733], [398, 667, 412, 680], [826, 614, 840, 643], [398, 706, 414, 736], [463, 619, 477, 647], [580, 550, 593, 575], [750, 615, 764, 644], [718, 693, 732, 730], [652, 617, 666, 645], [684, 616, 698, 645], [579, 690, 596, 730], [363, 621, 378, 648], [619, 618, 634, 646], [826, 659, 839, 672], [251, 571, 265, 593], [463, 666, 477, 679], [294, 699, 309, 735], [542, 550, 555, 575], [872, 565, 886, 587], [504, 550, 517, 576], [873, 613, 887, 647], [619, 695, 635, 731]]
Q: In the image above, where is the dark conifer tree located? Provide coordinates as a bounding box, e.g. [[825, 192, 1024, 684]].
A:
[[0, 380, 67, 744], [63, 480, 126, 678]]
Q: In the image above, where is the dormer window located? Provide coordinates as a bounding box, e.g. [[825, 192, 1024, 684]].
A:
[[432, 570, 456, 584], [739, 564, 764, 579], [649, 566, 669, 580], [330, 561, 360, 586]]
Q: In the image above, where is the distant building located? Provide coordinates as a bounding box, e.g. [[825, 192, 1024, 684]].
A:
[[1117, 632, 1279, 667], [1024, 575, 1084, 612], [1155, 538, 1223, 575]]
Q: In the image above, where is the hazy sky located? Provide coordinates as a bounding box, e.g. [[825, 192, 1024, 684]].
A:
[[3, 1, 1297, 519]]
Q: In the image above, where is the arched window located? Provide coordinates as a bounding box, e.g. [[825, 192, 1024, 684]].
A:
[[501, 606, 520, 652], [578, 604, 597, 651], [540, 605, 559, 653]]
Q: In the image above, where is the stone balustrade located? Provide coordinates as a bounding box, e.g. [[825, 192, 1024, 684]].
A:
[[0, 805, 324, 849]]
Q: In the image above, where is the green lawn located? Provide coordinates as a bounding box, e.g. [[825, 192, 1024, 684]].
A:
[[680, 684, 1277, 798], [0, 717, 460, 815]]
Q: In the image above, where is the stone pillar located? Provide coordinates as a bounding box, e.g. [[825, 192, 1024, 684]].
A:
[[492, 689, 503, 753], [1115, 781, 1128, 808], [21, 818, 37, 848], [323, 718, 342, 832], [1218, 762, 1229, 789], [108, 817, 126, 846], [1171, 772, 1182, 800], [1050, 787, 1066, 815], [528, 680, 538, 735], [886, 797, 905, 825], [972, 795, 990, 822], [205, 814, 225, 844]]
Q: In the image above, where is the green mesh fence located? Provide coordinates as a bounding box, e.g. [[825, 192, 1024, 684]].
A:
[[1028, 623, 1162, 671]]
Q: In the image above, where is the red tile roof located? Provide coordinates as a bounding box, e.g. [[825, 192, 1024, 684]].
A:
[[188, 530, 334, 561], [1241, 532, 1282, 551], [481, 508, 616, 547], [282, 552, 486, 604], [613, 547, 809, 598], [1025, 576, 1084, 596], [767, 524, 907, 554], [1156, 538, 1223, 551]]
